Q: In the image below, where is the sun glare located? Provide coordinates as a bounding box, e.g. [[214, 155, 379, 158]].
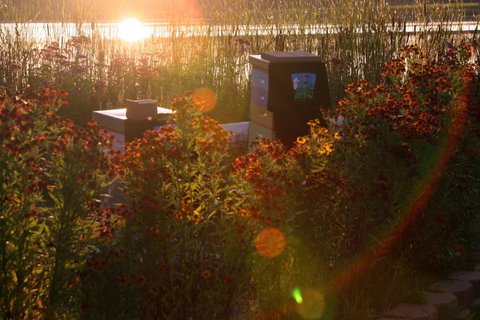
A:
[[118, 18, 148, 42]]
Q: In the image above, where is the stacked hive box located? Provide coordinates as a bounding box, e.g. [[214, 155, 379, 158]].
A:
[[92, 107, 173, 152], [93, 107, 250, 152], [248, 52, 331, 148], [249, 55, 275, 146]]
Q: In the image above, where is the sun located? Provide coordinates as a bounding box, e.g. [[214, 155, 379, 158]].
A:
[[118, 18, 148, 42]]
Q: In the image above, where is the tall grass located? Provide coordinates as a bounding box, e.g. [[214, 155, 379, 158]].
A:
[[0, 0, 478, 124]]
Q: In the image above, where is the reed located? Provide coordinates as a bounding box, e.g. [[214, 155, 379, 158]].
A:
[[1, 0, 478, 124]]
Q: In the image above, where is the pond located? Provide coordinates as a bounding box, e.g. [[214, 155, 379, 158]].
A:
[[1, 20, 478, 42]]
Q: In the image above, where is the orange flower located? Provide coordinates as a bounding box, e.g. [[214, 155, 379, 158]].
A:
[[296, 136, 307, 145], [201, 269, 212, 279]]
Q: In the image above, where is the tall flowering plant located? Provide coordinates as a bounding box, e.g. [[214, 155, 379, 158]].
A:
[[338, 44, 475, 142], [231, 139, 304, 226], [229, 139, 306, 317], [398, 44, 480, 272], [0, 88, 115, 318], [335, 43, 480, 272], [82, 94, 256, 319], [290, 121, 352, 268]]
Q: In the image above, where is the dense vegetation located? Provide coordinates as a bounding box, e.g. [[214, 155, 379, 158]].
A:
[[1, 43, 479, 319], [0, 0, 478, 125], [1, 1, 480, 318]]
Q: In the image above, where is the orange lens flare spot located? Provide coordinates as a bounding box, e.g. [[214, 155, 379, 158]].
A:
[[191, 87, 216, 113], [254, 227, 286, 258]]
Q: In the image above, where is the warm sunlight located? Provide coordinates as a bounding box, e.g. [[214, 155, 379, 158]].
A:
[[117, 18, 148, 42]]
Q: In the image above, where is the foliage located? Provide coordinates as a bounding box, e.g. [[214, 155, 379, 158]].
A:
[[1, 39, 480, 319], [0, 88, 115, 318], [1, 0, 478, 126], [230, 139, 308, 318], [393, 44, 480, 273], [335, 43, 480, 276], [80, 95, 257, 319]]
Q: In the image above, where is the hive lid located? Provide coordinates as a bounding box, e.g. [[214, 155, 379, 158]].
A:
[[126, 99, 158, 120], [260, 51, 324, 62]]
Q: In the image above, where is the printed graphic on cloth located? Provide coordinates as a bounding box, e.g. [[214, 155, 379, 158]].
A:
[[291, 73, 316, 100]]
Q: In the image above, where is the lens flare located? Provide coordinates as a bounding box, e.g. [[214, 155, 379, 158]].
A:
[[191, 87, 217, 112], [118, 18, 148, 42], [254, 227, 286, 258], [292, 287, 303, 304], [294, 288, 325, 319], [324, 77, 472, 296]]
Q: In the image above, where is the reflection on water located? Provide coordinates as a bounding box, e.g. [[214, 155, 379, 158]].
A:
[[0, 21, 478, 42]]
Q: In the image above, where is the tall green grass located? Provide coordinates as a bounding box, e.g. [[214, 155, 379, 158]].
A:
[[0, 0, 478, 124]]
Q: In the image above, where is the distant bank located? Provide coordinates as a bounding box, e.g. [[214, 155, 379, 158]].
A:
[[0, 0, 479, 23]]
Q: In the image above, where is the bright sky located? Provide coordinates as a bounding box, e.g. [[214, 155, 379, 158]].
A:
[[2, 0, 204, 21]]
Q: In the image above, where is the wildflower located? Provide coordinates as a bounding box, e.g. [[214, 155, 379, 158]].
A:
[[223, 276, 234, 287], [191, 213, 203, 224], [201, 269, 212, 279], [318, 127, 328, 135], [325, 143, 333, 154], [131, 273, 146, 286], [195, 136, 207, 144], [80, 301, 91, 312], [296, 136, 307, 145], [318, 143, 333, 155]]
